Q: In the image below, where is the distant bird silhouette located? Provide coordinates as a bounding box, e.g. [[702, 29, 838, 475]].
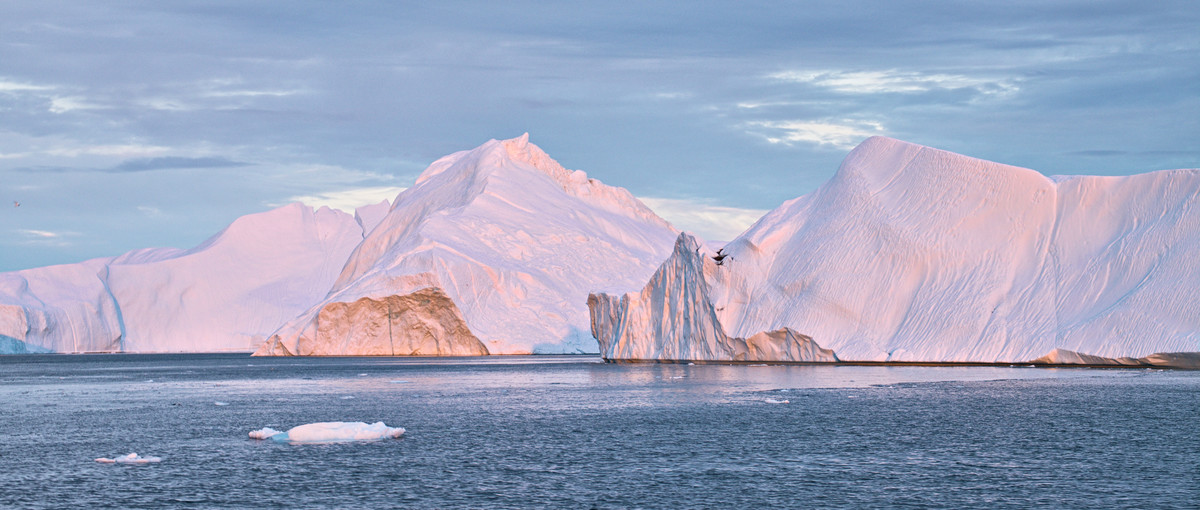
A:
[[12, 201, 18, 208], [712, 248, 728, 265]]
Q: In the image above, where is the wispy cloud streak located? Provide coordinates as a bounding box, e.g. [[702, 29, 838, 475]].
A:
[[745, 120, 885, 149], [769, 69, 1018, 96]]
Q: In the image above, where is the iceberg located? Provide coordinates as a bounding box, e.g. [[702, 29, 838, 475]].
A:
[[256, 134, 678, 356], [590, 137, 1200, 366], [1, 201, 382, 353], [249, 422, 405, 443], [95, 453, 162, 464], [1032, 348, 1200, 369]]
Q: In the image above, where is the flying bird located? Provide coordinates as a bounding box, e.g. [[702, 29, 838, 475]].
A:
[[13, 201, 18, 208], [713, 248, 728, 265]]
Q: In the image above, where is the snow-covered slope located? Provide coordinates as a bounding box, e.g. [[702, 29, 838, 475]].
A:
[[590, 137, 1200, 366], [257, 134, 678, 356], [0, 202, 378, 353]]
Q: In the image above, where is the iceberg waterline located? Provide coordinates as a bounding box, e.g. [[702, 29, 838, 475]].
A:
[[2, 134, 1197, 365]]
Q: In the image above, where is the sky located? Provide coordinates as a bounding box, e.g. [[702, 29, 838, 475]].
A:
[[1, 1, 1197, 271]]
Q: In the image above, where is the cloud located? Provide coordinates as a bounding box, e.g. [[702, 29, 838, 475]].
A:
[[49, 96, 107, 113], [735, 100, 815, 109], [11, 155, 251, 173], [637, 197, 768, 242], [137, 205, 164, 217], [138, 97, 195, 111], [46, 144, 171, 158], [0, 78, 109, 114], [744, 119, 885, 149], [201, 89, 306, 98], [15, 229, 80, 246], [10, 165, 78, 173], [285, 186, 406, 212], [769, 69, 1018, 96], [109, 156, 250, 172], [650, 91, 692, 100], [0, 79, 56, 93]]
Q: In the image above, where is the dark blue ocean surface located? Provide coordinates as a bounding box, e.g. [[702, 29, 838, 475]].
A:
[[0, 355, 1196, 509]]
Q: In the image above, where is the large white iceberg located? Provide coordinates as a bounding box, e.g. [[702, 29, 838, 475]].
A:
[[249, 421, 405, 443], [256, 134, 678, 356], [590, 136, 1200, 366], [0, 201, 384, 353]]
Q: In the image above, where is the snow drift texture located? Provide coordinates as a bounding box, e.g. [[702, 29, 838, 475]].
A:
[[591, 136, 1200, 366], [256, 134, 678, 356], [0, 202, 385, 353]]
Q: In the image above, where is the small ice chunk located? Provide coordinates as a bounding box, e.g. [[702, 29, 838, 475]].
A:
[[214, 401, 229, 406], [248, 427, 286, 440], [388, 380, 410, 384], [340, 395, 355, 400], [95, 453, 162, 464], [764, 398, 790, 404], [249, 422, 405, 443]]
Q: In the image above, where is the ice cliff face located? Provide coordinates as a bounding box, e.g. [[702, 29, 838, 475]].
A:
[[589, 234, 836, 362], [256, 134, 678, 356], [590, 137, 1200, 365], [0, 202, 380, 353]]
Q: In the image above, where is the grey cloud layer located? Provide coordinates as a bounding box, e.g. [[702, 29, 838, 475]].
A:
[[0, 0, 1196, 270]]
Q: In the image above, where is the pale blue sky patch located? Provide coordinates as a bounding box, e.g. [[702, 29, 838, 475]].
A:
[[0, 0, 1196, 270]]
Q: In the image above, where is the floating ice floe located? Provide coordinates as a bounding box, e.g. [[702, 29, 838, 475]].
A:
[[249, 421, 405, 443], [214, 401, 229, 406], [764, 398, 790, 404], [95, 453, 162, 464]]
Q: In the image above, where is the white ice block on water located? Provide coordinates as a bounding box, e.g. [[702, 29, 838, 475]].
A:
[[249, 422, 405, 443], [95, 453, 162, 464]]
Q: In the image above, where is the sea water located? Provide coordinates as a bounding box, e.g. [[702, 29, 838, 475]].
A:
[[0, 354, 1196, 508]]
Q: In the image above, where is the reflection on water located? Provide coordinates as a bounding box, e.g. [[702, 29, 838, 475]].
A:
[[0, 354, 1195, 509]]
